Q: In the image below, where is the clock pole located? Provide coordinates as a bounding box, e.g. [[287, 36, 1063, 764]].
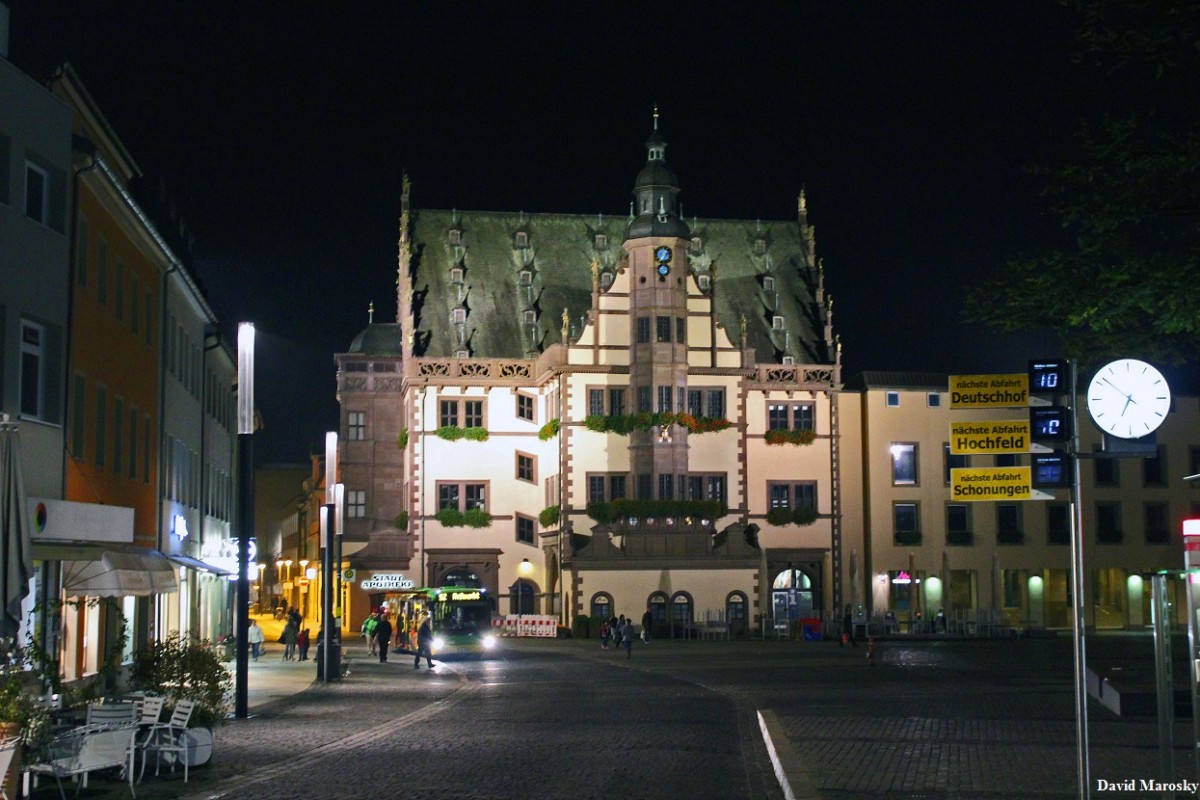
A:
[[1066, 358, 1091, 800]]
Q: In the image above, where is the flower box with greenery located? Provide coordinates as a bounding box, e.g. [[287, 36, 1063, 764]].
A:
[[397, 428, 409, 449], [434, 507, 492, 528], [586, 498, 725, 524], [768, 506, 819, 526], [584, 412, 731, 436], [537, 418, 560, 441], [435, 425, 489, 442], [764, 428, 817, 446], [394, 511, 409, 530], [538, 506, 560, 527]]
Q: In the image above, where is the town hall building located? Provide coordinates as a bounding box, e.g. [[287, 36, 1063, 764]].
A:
[[333, 115, 843, 635]]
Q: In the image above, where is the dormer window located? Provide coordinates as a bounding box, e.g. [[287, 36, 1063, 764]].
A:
[[772, 315, 785, 330], [456, 349, 469, 359], [600, 272, 614, 289], [514, 231, 528, 248], [448, 229, 461, 245], [763, 276, 775, 293], [782, 355, 795, 365], [523, 310, 536, 325], [690, 237, 703, 253], [450, 267, 464, 284], [595, 234, 607, 250], [698, 274, 711, 290], [518, 270, 532, 286], [754, 238, 766, 256], [649, 145, 665, 160], [452, 308, 467, 324]]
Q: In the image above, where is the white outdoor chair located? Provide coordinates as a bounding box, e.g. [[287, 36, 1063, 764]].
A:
[[0, 736, 17, 800], [139, 699, 195, 783], [27, 723, 137, 799], [85, 701, 138, 727], [131, 696, 165, 778]]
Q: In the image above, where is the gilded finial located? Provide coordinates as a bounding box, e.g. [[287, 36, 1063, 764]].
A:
[[799, 188, 806, 213], [591, 258, 600, 291], [653, 104, 659, 130], [561, 307, 570, 337], [368, 301, 375, 324], [740, 314, 747, 340]]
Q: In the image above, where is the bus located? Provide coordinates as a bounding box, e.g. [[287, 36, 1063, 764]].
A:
[[383, 586, 497, 658]]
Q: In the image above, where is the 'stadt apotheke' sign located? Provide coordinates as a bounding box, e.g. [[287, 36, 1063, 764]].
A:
[[360, 573, 416, 590]]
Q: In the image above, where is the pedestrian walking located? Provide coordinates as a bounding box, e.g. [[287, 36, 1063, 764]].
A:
[[600, 620, 610, 650], [362, 611, 380, 655], [620, 618, 634, 659], [414, 614, 435, 669], [841, 606, 857, 647], [641, 609, 652, 644], [282, 618, 298, 661], [375, 612, 393, 663], [297, 627, 311, 661], [247, 619, 265, 661]]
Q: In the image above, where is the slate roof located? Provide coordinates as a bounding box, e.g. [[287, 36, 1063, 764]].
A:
[[404, 209, 832, 365], [841, 371, 949, 391]]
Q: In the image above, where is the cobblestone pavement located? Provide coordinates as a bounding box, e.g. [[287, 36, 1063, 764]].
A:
[[39, 633, 1199, 800]]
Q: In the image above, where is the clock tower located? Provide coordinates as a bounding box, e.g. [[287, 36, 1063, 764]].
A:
[[624, 110, 693, 499]]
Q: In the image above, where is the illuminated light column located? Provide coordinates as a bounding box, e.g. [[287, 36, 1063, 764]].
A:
[[335, 483, 345, 626], [321, 431, 337, 682], [234, 322, 255, 719]]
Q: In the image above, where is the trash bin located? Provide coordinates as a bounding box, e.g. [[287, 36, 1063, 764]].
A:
[[315, 640, 342, 681]]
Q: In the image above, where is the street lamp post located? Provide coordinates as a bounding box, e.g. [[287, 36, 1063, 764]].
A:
[[234, 322, 255, 719], [321, 431, 337, 683]]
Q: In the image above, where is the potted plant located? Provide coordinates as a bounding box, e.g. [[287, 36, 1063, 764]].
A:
[[0, 639, 52, 796]]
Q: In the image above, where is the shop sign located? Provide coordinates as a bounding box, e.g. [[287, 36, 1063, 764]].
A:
[[360, 573, 416, 590]]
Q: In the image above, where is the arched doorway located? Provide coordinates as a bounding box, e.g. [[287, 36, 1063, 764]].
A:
[[771, 567, 813, 623], [590, 592, 612, 621], [509, 580, 538, 615], [726, 591, 748, 638]]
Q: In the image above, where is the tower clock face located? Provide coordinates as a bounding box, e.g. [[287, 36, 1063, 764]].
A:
[[654, 246, 672, 263], [1086, 358, 1171, 439]]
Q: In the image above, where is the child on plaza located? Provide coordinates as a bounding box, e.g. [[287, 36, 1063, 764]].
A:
[[600, 620, 610, 649], [297, 627, 310, 661]]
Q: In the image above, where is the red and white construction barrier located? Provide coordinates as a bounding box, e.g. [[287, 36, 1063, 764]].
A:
[[493, 615, 558, 637]]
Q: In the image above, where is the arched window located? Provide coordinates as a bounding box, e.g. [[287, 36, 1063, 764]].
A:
[[590, 593, 612, 621], [671, 592, 693, 626], [772, 567, 814, 620]]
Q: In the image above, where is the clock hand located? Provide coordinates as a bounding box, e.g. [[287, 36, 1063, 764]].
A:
[[1101, 377, 1131, 399]]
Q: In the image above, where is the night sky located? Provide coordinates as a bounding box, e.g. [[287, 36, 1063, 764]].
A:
[[9, 3, 1098, 463]]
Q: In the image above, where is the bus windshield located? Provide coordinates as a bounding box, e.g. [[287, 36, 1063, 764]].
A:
[[434, 601, 490, 635]]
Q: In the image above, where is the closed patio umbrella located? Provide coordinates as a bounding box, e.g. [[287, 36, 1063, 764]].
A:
[[0, 421, 33, 639]]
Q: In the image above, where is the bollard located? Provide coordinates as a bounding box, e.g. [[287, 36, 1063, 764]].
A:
[[866, 637, 875, 666]]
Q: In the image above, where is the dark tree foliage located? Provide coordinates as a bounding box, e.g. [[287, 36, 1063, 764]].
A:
[[966, 0, 1200, 369]]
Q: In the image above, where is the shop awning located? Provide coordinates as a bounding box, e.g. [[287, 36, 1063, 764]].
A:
[[47, 545, 180, 597], [168, 554, 233, 576]]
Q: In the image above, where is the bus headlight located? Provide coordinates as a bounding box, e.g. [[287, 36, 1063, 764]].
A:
[[482, 633, 497, 649], [432, 636, 445, 650]]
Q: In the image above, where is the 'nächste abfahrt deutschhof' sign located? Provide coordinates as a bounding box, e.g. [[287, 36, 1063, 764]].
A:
[[949, 374, 1028, 409]]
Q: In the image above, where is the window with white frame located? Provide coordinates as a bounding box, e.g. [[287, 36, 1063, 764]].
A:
[[451, 307, 466, 324], [347, 410, 366, 440], [24, 161, 48, 223], [347, 490, 366, 518], [772, 315, 784, 330], [891, 443, 917, 485], [885, 391, 900, 407], [19, 320, 45, 420], [514, 231, 528, 248], [698, 274, 710, 290]]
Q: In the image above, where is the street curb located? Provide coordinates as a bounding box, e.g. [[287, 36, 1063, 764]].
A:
[[757, 708, 821, 800]]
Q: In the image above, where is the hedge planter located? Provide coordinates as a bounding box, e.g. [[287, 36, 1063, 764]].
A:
[[584, 412, 731, 436], [765, 429, 817, 446], [434, 426, 489, 442]]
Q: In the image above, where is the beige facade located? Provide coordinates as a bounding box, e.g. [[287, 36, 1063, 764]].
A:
[[839, 373, 1199, 632]]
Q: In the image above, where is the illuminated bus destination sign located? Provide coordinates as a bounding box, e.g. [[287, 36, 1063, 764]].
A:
[[950, 467, 1032, 502], [360, 573, 416, 590], [441, 591, 483, 602], [949, 374, 1029, 409], [949, 420, 1029, 454]]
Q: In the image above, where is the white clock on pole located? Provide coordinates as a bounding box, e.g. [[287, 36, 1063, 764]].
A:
[[1086, 358, 1171, 439]]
